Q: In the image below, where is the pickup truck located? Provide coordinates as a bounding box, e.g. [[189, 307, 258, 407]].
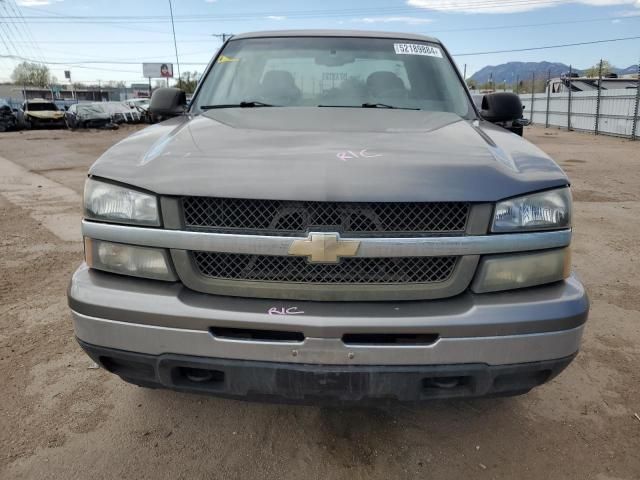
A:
[[68, 30, 589, 403]]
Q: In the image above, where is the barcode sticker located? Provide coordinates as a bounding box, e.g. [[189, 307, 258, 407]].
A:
[[394, 43, 443, 58]]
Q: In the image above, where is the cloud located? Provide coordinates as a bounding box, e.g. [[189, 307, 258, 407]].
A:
[[204, 0, 217, 3], [618, 7, 640, 14], [354, 15, 433, 24], [407, 0, 640, 14], [17, 0, 62, 5], [266, 15, 286, 20]]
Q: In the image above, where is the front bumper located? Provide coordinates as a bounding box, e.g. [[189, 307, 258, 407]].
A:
[[69, 265, 588, 367], [78, 339, 576, 402]]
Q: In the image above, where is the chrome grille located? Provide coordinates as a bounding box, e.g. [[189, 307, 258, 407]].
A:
[[192, 252, 458, 284], [182, 197, 469, 236]]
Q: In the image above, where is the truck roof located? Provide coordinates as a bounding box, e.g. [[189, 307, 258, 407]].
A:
[[230, 29, 441, 44]]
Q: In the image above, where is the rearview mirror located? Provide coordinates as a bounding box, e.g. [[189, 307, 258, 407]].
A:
[[149, 87, 186, 117], [480, 92, 523, 123]]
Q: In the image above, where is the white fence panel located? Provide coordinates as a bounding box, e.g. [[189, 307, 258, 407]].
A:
[[599, 90, 636, 137], [519, 88, 639, 139]]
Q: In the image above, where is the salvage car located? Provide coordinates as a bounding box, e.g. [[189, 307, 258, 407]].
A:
[[0, 99, 19, 132], [65, 103, 116, 129], [22, 99, 66, 129], [125, 98, 151, 123], [69, 31, 589, 403], [102, 102, 141, 125]]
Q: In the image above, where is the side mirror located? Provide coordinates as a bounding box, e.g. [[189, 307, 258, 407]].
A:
[[149, 87, 186, 117], [480, 92, 523, 123]]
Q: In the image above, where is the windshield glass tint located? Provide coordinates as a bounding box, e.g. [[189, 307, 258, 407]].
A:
[[194, 37, 471, 116], [28, 102, 58, 111], [78, 105, 106, 114]]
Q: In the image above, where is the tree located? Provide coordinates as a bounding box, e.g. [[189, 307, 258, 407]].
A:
[[584, 60, 613, 78], [176, 71, 200, 94], [10, 61, 52, 87]]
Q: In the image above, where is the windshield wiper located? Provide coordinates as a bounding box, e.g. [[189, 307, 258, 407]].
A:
[[362, 102, 395, 109], [318, 103, 420, 110], [200, 101, 276, 110], [362, 103, 420, 110]]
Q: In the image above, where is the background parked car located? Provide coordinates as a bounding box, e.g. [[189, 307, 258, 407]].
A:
[[65, 103, 116, 129], [22, 99, 66, 129], [0, 99, 19, 132], [102, 102, 142, 125], [124, 98, 152, 123]]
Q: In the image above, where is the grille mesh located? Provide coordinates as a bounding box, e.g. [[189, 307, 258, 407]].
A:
[[182, 197, 469, 236], [193, 252, 458, 284]]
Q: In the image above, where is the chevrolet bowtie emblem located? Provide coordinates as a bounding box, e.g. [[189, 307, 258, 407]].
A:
[[288, 233, 360, 263]]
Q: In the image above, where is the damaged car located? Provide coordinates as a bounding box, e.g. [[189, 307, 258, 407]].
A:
[[65, 103, 117, 129], [22, 99, 66, 129], [0, 99, 19, 132], [102, 102, 142, 125]]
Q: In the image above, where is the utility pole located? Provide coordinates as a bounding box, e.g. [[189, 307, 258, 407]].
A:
[[632, 59, 640, 141], [168, 0, 181, 84], [545, 69, 551, 128], [567, 65, 573, 131], [595, 59, 603, 135], [212, 33, 233, 43], [530, 72, 535, 122]]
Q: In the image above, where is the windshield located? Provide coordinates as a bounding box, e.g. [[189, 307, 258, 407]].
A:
[[193, 36, 472, 116], [27, 102, 58, 111], [78, 104, 107, 114]]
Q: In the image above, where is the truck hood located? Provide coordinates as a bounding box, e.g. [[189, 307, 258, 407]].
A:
[[90, 107, 568, 202]]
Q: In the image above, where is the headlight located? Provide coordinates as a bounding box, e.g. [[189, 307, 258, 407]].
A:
[[471, 248, 571, 294], [492, 188, 571, 232], [84, 238, 177, 281], [84, 178, 159, 226]]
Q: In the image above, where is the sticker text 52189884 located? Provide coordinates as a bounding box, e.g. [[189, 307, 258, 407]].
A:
[[393, 43, 443, 58]]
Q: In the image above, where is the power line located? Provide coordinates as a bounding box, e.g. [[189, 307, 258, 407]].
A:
[[6, 0, 46, 64], [6, 13, 638, 44], [427, 14, 640, 34], [5, 34, 640, 66], [454, 35, 640, 56], [168, 0, 181, 81]]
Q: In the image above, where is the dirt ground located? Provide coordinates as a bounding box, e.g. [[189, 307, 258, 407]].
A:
[[0, 125, 639, 480]]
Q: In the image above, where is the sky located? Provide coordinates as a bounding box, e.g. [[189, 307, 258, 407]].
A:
[[1, 0, 639, 84]]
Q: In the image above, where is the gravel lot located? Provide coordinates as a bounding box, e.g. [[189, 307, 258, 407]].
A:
[[1, 125, 639, 479]]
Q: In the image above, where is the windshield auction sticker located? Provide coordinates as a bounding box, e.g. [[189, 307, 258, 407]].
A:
[[394, 43, 443, 58]]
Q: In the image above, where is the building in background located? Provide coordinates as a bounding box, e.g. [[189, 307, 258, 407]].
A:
[[547, 74, 638, 94]]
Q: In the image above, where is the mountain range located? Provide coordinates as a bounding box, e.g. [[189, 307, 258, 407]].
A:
[[469, 62, 637, 84]]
